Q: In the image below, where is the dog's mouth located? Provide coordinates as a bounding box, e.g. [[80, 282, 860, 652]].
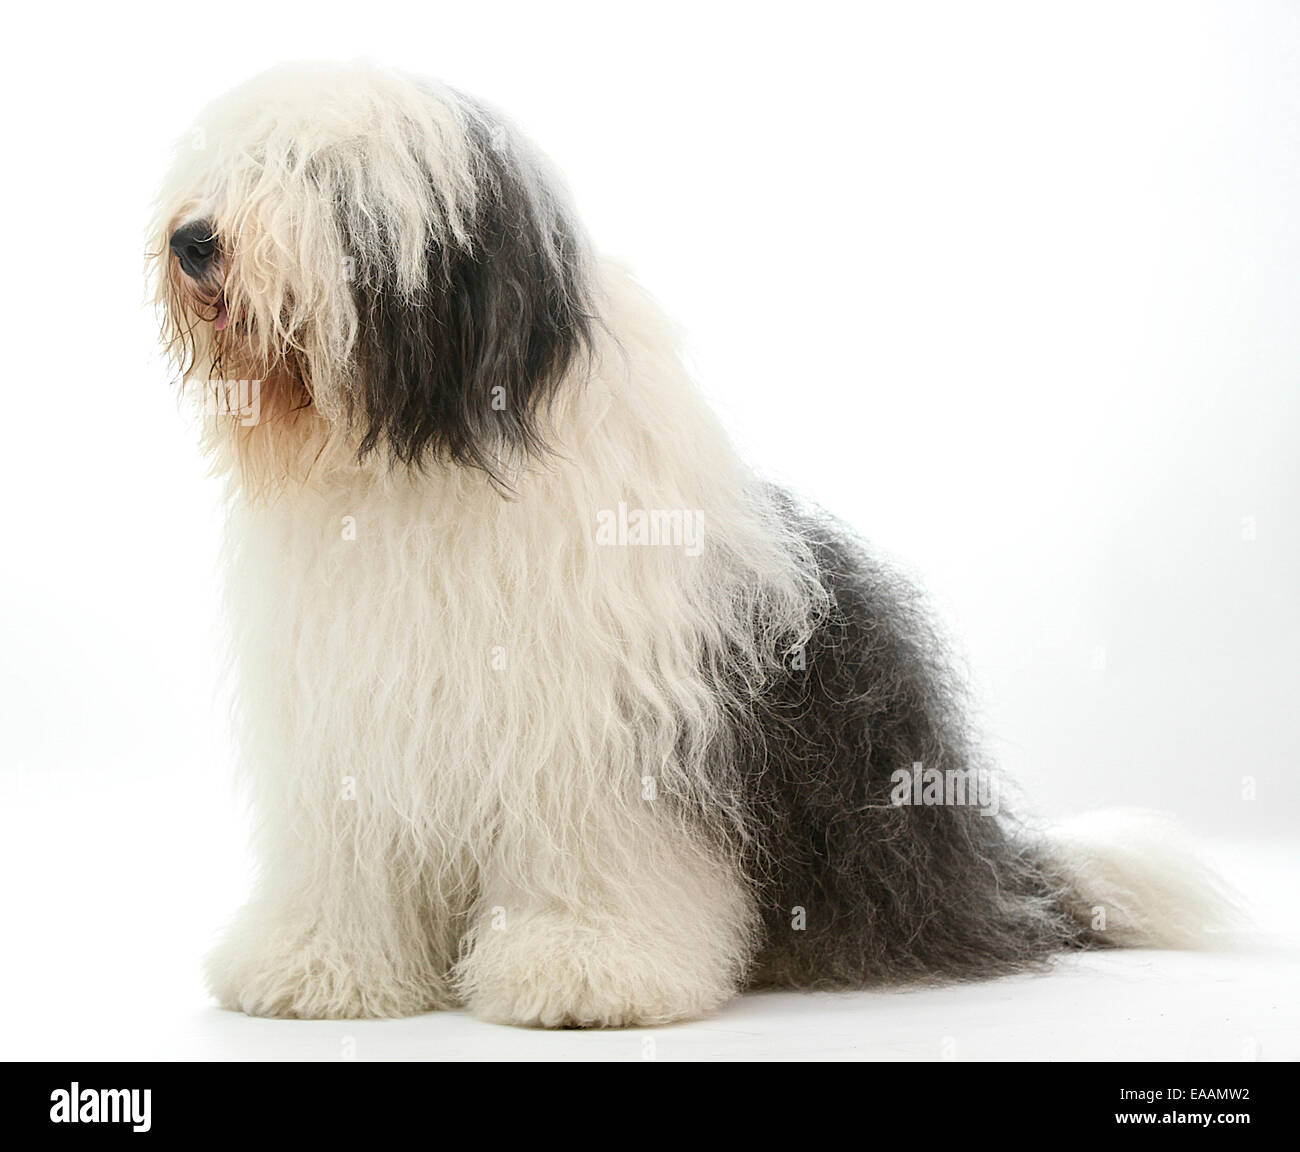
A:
[[187, 285, 235, 331]]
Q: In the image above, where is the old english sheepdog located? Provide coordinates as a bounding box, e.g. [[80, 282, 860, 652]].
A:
[[150, 61, 1230, 1027]]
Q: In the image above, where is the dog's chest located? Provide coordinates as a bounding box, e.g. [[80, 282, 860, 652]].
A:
[[228, 486, 537, 794]]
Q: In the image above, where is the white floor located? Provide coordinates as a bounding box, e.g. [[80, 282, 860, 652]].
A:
[[5, 782, 1296, 1062], [173, 941, 1299, 1063]]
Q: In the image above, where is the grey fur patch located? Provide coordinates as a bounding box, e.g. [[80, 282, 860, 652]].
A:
[[341, 98, 595, 481], [729, 495, 1090, 986]]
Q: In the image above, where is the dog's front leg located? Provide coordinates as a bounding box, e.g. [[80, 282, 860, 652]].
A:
[[454, 806, 756, 1029], [206, 824, 458, 1020]]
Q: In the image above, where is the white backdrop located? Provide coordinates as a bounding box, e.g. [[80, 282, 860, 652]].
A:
[[0, 0, 1297, 1059]]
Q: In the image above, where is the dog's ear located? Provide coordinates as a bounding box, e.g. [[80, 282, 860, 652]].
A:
[[343, 107, 594, 479]]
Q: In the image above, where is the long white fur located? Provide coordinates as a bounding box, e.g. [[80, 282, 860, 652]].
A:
[[1049, 810, 1242, 950]]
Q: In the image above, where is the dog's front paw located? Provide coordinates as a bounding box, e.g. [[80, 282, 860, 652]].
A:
[[206, 906, 448, 1019], [454, 911, 740, 1028]]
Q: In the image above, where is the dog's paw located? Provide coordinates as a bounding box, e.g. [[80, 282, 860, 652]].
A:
[[206, 909, 448, 1019], [455, 912, 740, 1028]]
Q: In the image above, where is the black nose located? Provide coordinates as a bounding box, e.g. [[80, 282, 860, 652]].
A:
[[169, 220, 218, 280]]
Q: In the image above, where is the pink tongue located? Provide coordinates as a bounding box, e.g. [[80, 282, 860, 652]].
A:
[[214, 301, 229, 330]]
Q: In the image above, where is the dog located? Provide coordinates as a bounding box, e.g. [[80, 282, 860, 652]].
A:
[[151, 61, 1230, 1026]]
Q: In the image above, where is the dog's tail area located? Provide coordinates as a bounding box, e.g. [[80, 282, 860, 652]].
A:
[[1042, 809, 1244, 950]]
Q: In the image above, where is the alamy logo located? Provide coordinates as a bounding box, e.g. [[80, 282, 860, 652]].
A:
[[889, 761, 1000, 815], [595, 502, 704, 557], [195, 378, 261, 426], [49, 1082, 151, 1133]]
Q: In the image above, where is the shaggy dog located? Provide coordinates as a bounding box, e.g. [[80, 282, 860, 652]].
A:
[[151, 61, 1227, 1026]]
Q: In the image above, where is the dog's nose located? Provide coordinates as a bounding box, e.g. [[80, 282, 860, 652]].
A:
[[169, 220, 218, 280]]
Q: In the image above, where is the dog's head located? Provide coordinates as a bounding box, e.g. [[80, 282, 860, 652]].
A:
[[150, 62, 594, 488]]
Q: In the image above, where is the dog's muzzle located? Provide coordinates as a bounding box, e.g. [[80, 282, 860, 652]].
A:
[[169, 220, 218, 281]]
